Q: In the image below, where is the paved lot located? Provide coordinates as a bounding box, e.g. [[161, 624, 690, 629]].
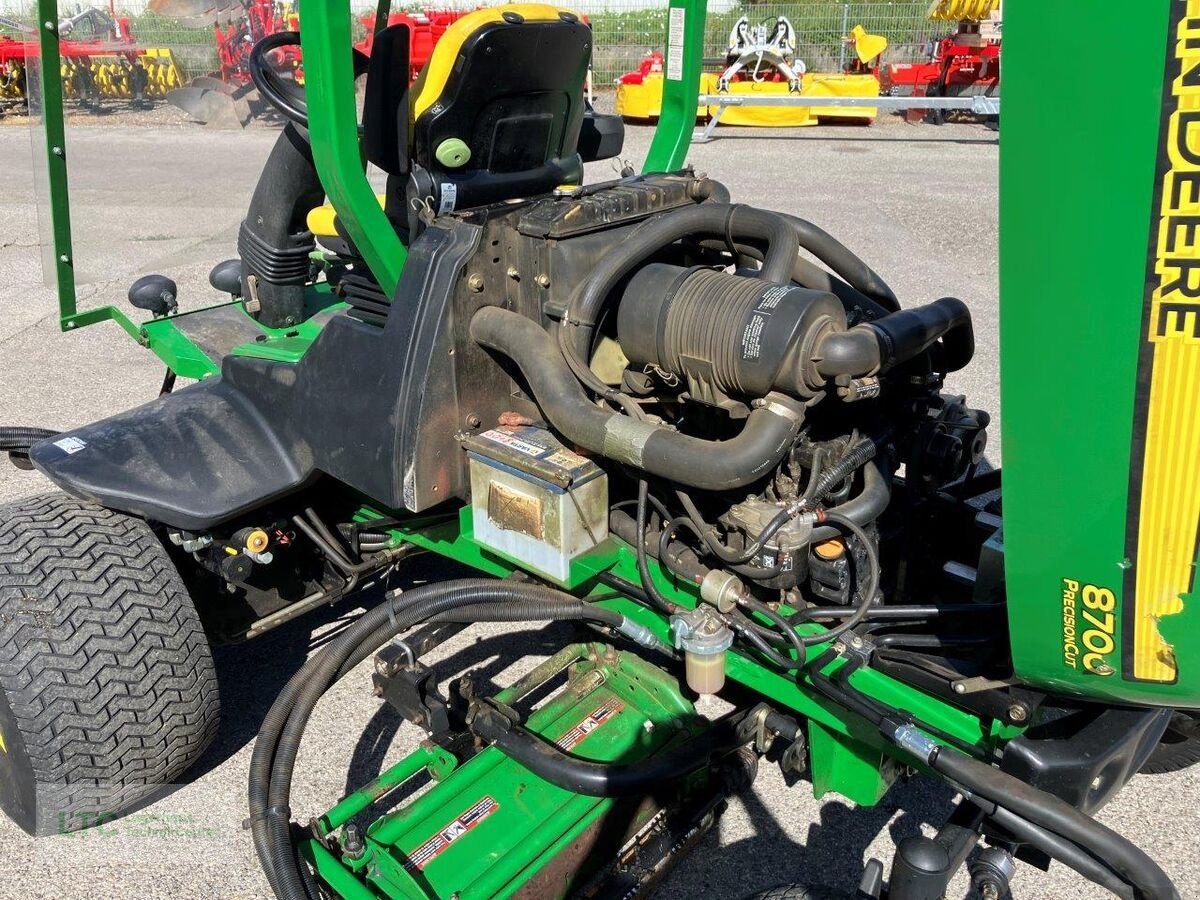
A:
[[1, 113, 1197, 900]]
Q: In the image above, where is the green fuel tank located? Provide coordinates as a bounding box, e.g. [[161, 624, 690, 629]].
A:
[[1001, 0, 1200, 706]]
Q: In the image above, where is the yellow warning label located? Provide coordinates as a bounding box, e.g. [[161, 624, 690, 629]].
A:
[[1130, 4, 1200, 681]]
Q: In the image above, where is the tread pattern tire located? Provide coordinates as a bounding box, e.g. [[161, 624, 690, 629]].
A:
[[1141, 713, 1200, 775], [0, 492, 219, 835], [740, 885, 852, 900]]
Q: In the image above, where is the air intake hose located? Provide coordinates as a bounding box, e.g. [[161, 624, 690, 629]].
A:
[[816, 296, 974, 377], [471, 306, 805, 491]]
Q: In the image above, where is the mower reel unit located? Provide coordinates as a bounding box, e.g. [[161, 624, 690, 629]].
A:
[[1, 2, 1196, 899]]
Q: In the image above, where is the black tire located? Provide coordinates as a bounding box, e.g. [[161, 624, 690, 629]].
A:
[[740, 885, 852, 900], [1141, 712, 1200, 775], [0, 492, 219, 835]]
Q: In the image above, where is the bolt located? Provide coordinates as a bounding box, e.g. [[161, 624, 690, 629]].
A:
[[643, 719, 654, 732], [952, 682, 967, 694], [466, 414, 481, 428], [506, 266, 520, 280], [1007, 703, 1028, 723], [342, 822, 365, 859], [43, 20, 55, 31], [847, 635, 863, 649], [467, 273, 484, 292], [51, 146, 63, 156], [535, 273, 551, 288], [59, 254, 70, 263]]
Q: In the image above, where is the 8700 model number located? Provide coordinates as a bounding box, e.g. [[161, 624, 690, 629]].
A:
[[1062, 578, 1116, 676]]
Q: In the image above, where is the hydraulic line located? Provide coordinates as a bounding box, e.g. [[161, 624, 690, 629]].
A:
[[470, 707, 747, 796], [927, 750, 1179, 900], [985, 803, 1135, 900], [0, 426, 59, 452], [250, 580, 632, 900]]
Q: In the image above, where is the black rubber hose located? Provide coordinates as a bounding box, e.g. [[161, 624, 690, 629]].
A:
[[252, 580, 624, 899], [636, 481, 684, 613], [472, 307, 805, 491], [817, 297, 974, 378], [805, 438, 877, 505], [471, 708, 746, 796], [562, 203, 801, 372], [778, 213, 899, 311], [810, 458, 891, 543], [986, 804, 1135, 900], [0, 426, 59, 451], [930, 751, 1179, 900]]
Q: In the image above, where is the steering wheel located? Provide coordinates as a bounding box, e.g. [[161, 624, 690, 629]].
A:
[[249, 31, 371, 128]]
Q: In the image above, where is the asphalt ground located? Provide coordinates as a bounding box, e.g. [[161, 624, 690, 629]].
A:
[[1, 111, 1197, 900]]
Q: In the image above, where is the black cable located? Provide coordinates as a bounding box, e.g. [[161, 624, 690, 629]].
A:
[[636, 480, 683, 614], [739, 596, 807, 663]]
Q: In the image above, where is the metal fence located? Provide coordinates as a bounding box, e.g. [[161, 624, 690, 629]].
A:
[[2, 1, 947, 84]]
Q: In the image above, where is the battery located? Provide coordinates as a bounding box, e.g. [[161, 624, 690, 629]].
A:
[[462, 426, 608, 585]]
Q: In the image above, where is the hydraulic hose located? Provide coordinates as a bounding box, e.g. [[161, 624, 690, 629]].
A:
[[250, 579, 631, 900], [470, 708, 746, 796], [0, 426, 58, 452], [561, 203, 801, 382], [928, 748, 1179, 900], [985, 804, 1135, 900], [817, 297, 975, 378], [471, 307, 805, 491]]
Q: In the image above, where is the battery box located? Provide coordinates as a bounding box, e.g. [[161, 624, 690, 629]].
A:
[[463, 426, 608, 585]]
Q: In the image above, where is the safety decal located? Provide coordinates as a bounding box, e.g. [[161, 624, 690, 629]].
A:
[[403, 795, 499, 871], [1124, 0, 1200, 683], [52, 436, 86, 455], [556, 697, 624, 752]]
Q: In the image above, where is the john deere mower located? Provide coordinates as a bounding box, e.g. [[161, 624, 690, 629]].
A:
[[1, 1, 1196, 898]]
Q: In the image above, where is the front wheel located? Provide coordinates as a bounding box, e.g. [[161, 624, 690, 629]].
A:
[[1141, 711, 1200, 775], [0, 493, 220, 835]]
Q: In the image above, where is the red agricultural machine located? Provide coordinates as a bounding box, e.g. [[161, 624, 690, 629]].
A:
[[0, 7, 183, 112], [880, 0, 1001, 123]]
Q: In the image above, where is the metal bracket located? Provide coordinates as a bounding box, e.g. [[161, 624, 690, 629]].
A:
[[373, 646, 451, 736]]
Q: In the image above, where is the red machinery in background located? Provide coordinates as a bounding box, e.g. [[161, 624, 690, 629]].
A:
[[880, 4, 1000, 123], [211, 0, 300, 84], [0, 7, 184, 108], [354, 9, 471, 80]]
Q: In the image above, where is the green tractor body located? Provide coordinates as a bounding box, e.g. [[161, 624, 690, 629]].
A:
[[0, 1, 1195, 898]]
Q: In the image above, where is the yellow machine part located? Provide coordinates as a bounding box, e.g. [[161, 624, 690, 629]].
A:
[[0, 62, 23, 100], [802, 73, 880, 121], [59, 48, 185, 100], [849, 25, 889, 65], [926, 0, 999, 22], [617, 71, 879, 127], [307, 194, 387, 239]]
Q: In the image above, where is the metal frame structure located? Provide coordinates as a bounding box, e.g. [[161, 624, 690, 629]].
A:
[[692, 92, 1001, 142]]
